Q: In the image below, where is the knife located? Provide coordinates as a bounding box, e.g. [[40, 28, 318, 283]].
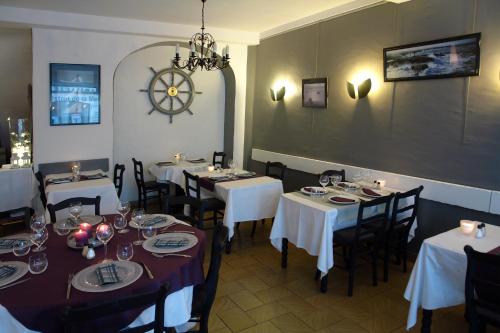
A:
[[140, 262, 154, 279], [66, 273, 74, 300], [0, 277, 31, 290]]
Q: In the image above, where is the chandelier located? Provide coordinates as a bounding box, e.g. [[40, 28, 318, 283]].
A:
[[173, 0, 230, 71]]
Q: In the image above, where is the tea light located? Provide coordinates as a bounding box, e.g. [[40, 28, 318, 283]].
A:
[[208, 165, 215, 172], [460, 220, 476, 234], [74, 230, 88, 247], [79, 222, 92, 236]]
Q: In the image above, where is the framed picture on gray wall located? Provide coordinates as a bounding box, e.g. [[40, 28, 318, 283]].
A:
[[383, 33, 481, 82], [302, 78, 327, 108], [49, 63, 101, 126]]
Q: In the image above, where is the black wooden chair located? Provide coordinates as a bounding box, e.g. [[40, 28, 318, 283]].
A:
[[464, 245, 500, 333], [332, 194, 394, 296], [318, 169, 346, 182], [383, 186, 423, 281], [47, 196, 101, 223], [185, 222, 228, 333], [0, 207, 32, 237], [62, 282, 169, 333], [34, 171, 47, 208], [183, 171, 225, 229], [265, 161, 286, 180], [212, 152, 226, 169], [113, 163, 125, 198], [132, 158, 168, 211]]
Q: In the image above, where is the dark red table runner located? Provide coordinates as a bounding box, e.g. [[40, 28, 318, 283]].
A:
[[199, 174, 263, 192], [0, 215, 206, 332], [45, 175, 108, 187], [488, 246, 500, 255]]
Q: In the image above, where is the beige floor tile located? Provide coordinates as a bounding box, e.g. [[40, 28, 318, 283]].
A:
[[247, 302, 289, 323], [238, 276, 271, 293], [255, 286, 294, 304], [299, 308, 345, 330], [239, 321, 282, 333], [318, 318, 370, 333], [229, 290, 264, 311], [218, 306, 256, 332], [271, 313, 314, 333]]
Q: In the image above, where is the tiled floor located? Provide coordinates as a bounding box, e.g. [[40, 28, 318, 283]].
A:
[[201, 220, 500, 333]]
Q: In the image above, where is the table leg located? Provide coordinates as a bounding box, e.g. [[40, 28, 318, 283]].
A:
[[320, 274, 328, 293], [225, 239, 232, 254], [421, 309, 433, 333], [281, 238, 288, 268]]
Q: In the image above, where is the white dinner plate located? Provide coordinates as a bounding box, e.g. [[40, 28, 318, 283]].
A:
[[72, 261, 143, 293], [129, 214, 174, 229], [300, 186, 328, 196], [0, 234, 31, 255], [235, 171, 256, 178], [359, 187, 386, 198], [142, 232, 198, 254], [336, 182, 361, 190], [0, 261, 29, 288], [328, 195, 359, 205]]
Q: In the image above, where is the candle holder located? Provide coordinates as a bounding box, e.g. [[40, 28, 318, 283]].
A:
[[7, 118, 32, 168], [460, 220, 476, 234]]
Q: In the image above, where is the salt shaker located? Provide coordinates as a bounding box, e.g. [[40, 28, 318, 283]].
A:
[[475, 223, 486, 239], [86, 246, 96, 259]]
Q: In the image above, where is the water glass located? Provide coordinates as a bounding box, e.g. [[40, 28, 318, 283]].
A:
[[116, 242, 134, 261], [228, 159, 236, 175], [53, 220, 72, 236], [132, 209, 145, 246], [13, 240, 31, 257], [96, 222, 114, 262], [319, 175, 330, 190], [330, 175, 342, 188], [31, 227, 49, 252], [117, 201, 130, 218], [114, 215, 128, 234], [28, 253, 48, 274], [68, 202, 83, 224], [30, 215, 46, 232], [141, 225, 157, 240]]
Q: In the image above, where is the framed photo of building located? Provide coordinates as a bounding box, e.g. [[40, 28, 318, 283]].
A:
[[50, 63, 101, 126], [302, 78, 327, 108], [383, 33, 481, 82]]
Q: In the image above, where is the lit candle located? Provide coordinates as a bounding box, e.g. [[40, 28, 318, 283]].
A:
[[460, 220, 476, 234], [79, 222, 92, 236], [74, 230, 88, 247], [208, 165, 215, 172], [225, 44, 229, 58]]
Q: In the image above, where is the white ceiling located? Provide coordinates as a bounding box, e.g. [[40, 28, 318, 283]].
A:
[[0, 0, 369, 33]]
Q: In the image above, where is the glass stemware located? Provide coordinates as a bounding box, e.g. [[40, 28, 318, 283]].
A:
[[116, 201, 130, 233], [319, 175, 330, 191], [13, 240, 31, 257], [68, 202, 83, 226], [116, 242, 134, 261], [141, 225, 157, 240], [96, 220, 114, 262], [330, 175, 342, 188], [31, 227, 49, 252], [30, 215, 46, 232], [114, 215, 128, 234], [28, 253, 48, 274], [131, 209, 145, 246], [228, 159, 235, 175]]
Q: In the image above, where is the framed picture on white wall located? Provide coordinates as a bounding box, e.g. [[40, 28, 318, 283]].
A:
[[49, 63, 101, 126]]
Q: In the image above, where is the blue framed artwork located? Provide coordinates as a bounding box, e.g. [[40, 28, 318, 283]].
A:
[[50, 63, 101, 126]]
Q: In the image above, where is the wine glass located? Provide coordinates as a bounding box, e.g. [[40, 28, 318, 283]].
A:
[[330, 175, 342, 188], [68, 202, 83, 225], [30, 215, 46, 232], [13, 240, 31, 257], [31, 227, 49, 252], [116, 201, 130, 233], [227, 159, 236, 176], [116, 242, 134, 261], [28, 253, 48, 274], [141, 225, 157, 240], [131, 208, 145, 246], [53, 219, 72, 236], [319, 175, 330, 193], [114, 215, 128, 234], [96, 221, 114, 262]]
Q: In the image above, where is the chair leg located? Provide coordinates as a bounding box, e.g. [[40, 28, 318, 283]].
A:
[[137, 191, 142, 209], [235, 222, 240, 230], [250, 221, 257, 237], [402, 242, 408, 273], [198, 208, 205, 229], [314, 269, 321, 281], [261, 218, 265, 225], [372, 247, 378, 287], [348, 248, 357, 297], [158, 191, 163, 211], [383, 243, 390, 282]]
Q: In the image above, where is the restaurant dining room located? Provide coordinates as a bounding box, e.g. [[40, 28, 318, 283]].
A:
[[1, 0, 500, 332]]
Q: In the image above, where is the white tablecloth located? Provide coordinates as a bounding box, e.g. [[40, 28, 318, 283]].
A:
[[44, 170, 120, 221], [148, 161, 209, 186], [192, 171, 283, 240], [0, 167, 35, 212], [404, 224, 500, 330], [270, 186, 416, 277]]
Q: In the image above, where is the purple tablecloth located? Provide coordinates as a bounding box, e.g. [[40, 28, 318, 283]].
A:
[[0, 215, 206, 332]]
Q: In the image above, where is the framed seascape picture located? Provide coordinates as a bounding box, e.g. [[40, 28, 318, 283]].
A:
[[302, 78, 328, 108], [50, 63, 101, 126], [383, 33, 481, 82]]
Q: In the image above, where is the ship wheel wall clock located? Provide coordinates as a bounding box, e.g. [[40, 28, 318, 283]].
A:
[[139, 67, 202, 123]]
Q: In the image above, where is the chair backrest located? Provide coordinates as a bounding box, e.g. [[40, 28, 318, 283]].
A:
[[265, 161, 287, 180], [212, 152, 226, 169], [355, 194, 394, 240], [183, 171, 201, 200], [389, 186, 423, 235], [62, 282, 169, 333], [113, 164, 126, 198], [464, 245, 500, 316], [132, 158, 145, 190], [34, 171, 47, 208], [47, 196, 101, 223], [318, 169, 346, 182]]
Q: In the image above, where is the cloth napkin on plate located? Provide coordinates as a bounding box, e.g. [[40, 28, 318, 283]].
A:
[[84, 173, 106, 180], [95, 264, 121, 285], [142, 216, 167, 227], [331, 196, 355, 203], [154, 238, 189, 249], [47, 177, 73, 184], [0, 238, 24, 250], [0, 265, 17, 279], [362, 188, 381, 197], [303, 187, 324, 194], [187, 158, 206, 163], [156, 161, 174, 166]]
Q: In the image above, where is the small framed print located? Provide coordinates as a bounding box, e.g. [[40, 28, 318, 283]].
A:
[[302, 78, 327, 108]]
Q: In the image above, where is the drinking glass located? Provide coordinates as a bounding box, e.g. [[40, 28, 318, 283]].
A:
[[114, 215, 128, 234], [13, 240, 31, 257], [31, 227, 48, 252], [53, 220, 72, 236], [228, 159, 235, 175], [352, 172, 362, 183], [96, 221, 114, 262], [330, 175, 342, 188], [116, 242, 134, 261], [116, 201, 130, 233], [319, 175, 330, 190], [68, 202, 83, 225], [30, 215, 46, 232], [132, 209, 145, 246], [141, 225, 157, 240], [28, 253, 48, 274]]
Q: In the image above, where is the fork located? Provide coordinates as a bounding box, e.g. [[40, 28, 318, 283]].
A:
[[151, 253, 192, 258], [66, 273, 74, 300]]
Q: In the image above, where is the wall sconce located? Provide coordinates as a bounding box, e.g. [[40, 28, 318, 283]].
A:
[[347, 78, 371, 99], [270, 86, 286, 101]]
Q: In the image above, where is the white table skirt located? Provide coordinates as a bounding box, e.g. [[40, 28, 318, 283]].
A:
[[148, 161, 209, 186], [0, 286, 194, 332], [192, 171, 284, 240], [404, 224, 500, 330], [0, 167, 36, 212], [44, 170, 120, 221], [270, 187, 416, 276]]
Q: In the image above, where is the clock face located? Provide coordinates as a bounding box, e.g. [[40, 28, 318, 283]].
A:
[[140, 67, 202, 123]]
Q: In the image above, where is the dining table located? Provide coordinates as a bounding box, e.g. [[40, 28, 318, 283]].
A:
[[43, 170, 120, 221], [0, 214, 206, 333], [148, 160, 209, 186], [270, 182, 416, 292], [404, 223, 500, 332], [0, 166, 36, 213]]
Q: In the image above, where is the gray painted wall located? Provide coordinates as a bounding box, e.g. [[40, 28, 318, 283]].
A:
[[246, 0, 500, 191]]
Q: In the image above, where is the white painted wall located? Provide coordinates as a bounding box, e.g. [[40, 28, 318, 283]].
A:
[[114, 45, 225, 201]]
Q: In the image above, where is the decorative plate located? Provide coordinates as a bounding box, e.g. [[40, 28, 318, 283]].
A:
[[72, 261, 143, 293], [142, 232, 198, 254], [300, 187, 328, 196], [0, 261, 29, 288]]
